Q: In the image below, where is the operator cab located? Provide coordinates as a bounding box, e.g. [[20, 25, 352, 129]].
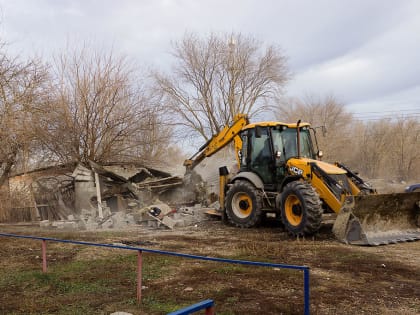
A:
[[238, 123, 316, 188]]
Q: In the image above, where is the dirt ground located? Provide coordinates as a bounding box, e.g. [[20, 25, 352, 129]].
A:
[[0, 220, 419, 315]]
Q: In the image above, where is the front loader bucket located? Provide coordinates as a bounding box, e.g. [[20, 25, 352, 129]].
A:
[[333, 191, 420, 246]]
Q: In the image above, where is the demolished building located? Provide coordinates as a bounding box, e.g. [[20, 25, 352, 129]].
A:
[[0, 161, 212, 229]]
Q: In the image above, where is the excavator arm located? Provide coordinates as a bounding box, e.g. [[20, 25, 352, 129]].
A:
[[184, 114, 249, 171]]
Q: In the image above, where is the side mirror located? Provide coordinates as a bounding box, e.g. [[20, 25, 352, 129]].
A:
[[317, 150, 323, 159]]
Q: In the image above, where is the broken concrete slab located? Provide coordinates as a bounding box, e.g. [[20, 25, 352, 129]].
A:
[[180, 207, 195, 215], [147, 212, 174, 229], [162, 216, 175, 229]]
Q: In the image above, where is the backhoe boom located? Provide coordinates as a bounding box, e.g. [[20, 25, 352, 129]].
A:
[[184, 114, 249, 171]]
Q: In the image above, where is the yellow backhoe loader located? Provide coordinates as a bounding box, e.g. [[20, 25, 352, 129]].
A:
[[184, 114, 420, 245]]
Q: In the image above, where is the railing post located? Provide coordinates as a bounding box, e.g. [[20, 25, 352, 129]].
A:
[[303, 268, 310, 315], [205, 305, 215, 315], [137, 250, 143, 303], [42, 239, 47, 273]]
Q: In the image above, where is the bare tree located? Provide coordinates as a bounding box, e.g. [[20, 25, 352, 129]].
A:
[[389, 117, 420, 181], [353, 119, 391, 178], [153, 32, 289, 141], [35, 47, 168, 165], [276, 94, 354, 163], [351, 117, 419, 181], [0, 48, 50, 186]]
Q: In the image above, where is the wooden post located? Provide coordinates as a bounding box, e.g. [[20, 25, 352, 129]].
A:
[[137, 250, 143, 303], [94, 172, 103, 219], [206, 305, 215, 315], [42, 240, 47, 273]]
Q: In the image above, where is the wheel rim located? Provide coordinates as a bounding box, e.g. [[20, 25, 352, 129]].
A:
[[284, 194, 303, 226], [231, 192, 252, 219]]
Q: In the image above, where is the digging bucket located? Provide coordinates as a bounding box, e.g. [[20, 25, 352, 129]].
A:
[[333, 191, 420, 246]]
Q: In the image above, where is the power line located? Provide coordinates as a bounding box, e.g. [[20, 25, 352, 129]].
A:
[[352, 113, 420, 118], [352, 109, 420, 115], [352, 113, 420, 119], [352, 117, 420, 122], [350, 108, 420, 121]]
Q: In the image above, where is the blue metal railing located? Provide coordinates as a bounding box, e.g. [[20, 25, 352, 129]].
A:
[[168, 299, 215, 315], [0, 232, 310, 314]]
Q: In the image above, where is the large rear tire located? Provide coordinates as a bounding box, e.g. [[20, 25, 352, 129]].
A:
[[225, 180, 262, 228], [280, 181, 323, 236]]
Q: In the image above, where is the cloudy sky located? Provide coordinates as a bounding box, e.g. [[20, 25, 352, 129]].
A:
[[0, 0, 419, 121]]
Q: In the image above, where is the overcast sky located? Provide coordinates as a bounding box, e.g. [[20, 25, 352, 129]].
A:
[[0, 0, 419, 121]]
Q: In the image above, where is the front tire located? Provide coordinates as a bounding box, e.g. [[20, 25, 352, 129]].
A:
[[280, 181, 323, 236], [225, 180, 262, 228]]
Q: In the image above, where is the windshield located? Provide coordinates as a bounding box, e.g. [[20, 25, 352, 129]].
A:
[[272, 127, 314, 160]]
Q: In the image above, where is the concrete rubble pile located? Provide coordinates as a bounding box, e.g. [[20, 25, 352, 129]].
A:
[[35, 161, 215, 231]]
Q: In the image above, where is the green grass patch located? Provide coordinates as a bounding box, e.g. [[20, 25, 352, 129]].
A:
[[211, 264, 248, 274]]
